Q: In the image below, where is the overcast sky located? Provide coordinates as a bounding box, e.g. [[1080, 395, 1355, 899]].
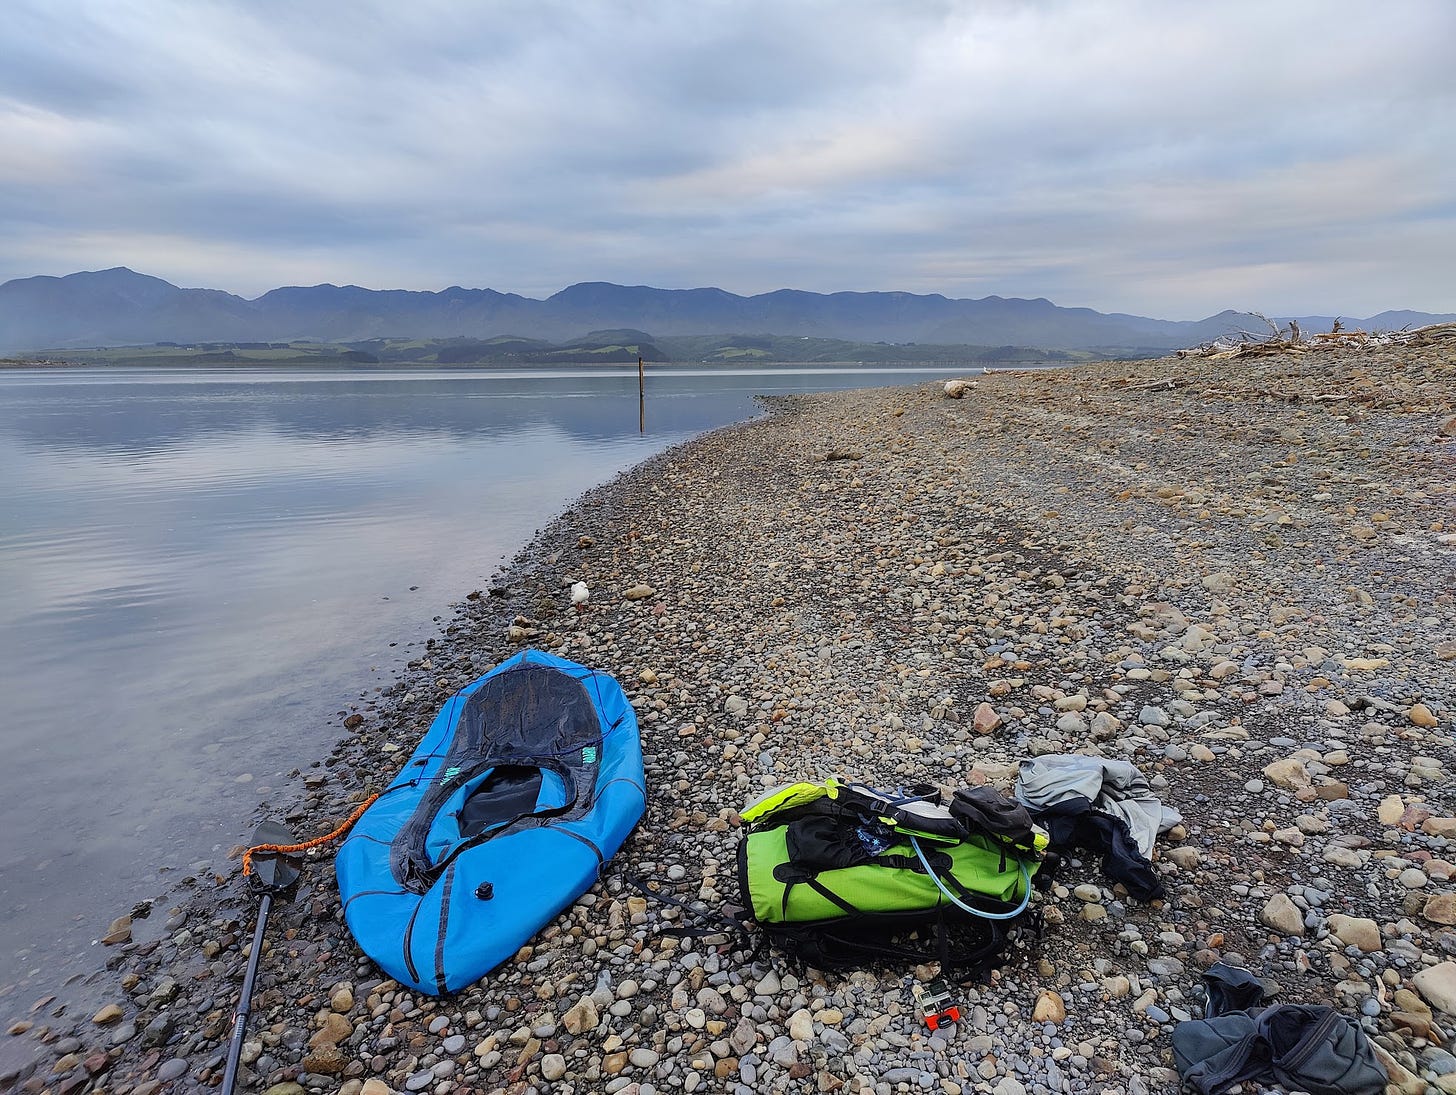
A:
[[3, 0, 1453, 318]]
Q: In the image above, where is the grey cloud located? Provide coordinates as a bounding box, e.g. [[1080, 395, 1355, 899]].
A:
[[2, 0, 1452, 314]]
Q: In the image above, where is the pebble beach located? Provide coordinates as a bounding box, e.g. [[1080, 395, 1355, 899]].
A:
[[5, 343, 1456, 1095]]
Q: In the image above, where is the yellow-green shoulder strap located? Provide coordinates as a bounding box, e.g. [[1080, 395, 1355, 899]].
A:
[[740, 780, 831, 824]]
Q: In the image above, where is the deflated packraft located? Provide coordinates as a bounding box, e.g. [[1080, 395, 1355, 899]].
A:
[[336, 650, 646, 994], [737, 779, 1049, 978]]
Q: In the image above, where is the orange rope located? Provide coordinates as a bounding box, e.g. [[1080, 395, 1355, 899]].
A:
[[242, 793, 380, 877]]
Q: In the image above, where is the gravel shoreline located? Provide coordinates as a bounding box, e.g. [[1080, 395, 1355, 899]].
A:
[[5, 345, 1455, 1095]]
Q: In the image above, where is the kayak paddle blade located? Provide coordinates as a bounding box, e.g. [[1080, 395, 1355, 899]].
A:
[[247, 820, 303, 893]]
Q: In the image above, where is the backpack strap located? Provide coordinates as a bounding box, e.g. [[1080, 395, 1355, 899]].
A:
[[741, 781, 832, 826], [835, 782, 965, 841], [624, 873, 756, 948], [763, 907, 1012, 981]]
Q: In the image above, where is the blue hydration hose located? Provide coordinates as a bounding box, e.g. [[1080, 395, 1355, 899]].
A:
[[909, 835, 1033, 921]]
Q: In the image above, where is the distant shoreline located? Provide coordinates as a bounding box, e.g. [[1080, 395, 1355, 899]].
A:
[[0, 356, 91, 368], [0, 356, 1078, 371], [0, 330, 1108, 369]]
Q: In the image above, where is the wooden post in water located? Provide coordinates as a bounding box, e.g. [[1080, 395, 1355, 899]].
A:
[[638, 354, 645, 434]]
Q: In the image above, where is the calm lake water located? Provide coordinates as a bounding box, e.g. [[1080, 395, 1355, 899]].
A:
[[0, 361, 1040, 996]]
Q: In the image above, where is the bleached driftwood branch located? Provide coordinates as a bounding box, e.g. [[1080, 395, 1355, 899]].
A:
[[1177, 318, 1456, 360]]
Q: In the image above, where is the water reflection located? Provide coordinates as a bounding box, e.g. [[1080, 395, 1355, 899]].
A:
[[2, 367, 832, 453]]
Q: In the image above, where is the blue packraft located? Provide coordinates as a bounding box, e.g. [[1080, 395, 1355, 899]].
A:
[[336, 650, 646, 994]]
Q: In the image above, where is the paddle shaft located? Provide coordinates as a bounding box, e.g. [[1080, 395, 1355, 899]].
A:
[[220, 891, 274, 1095]]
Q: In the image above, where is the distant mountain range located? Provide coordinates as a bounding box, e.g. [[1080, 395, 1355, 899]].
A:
[[2, 267, 1450, 357]]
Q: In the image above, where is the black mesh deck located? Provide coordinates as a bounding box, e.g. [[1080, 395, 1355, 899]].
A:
[[390, 662, 603, 893]]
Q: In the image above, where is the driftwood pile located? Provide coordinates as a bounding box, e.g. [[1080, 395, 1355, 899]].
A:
[[1178, 315, 1456, 360]]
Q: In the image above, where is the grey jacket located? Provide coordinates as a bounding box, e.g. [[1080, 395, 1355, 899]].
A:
[[1014, 754, 1181, 858]]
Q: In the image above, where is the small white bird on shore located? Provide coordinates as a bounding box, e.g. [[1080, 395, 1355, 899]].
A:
[[570, 581, 590, 612]]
